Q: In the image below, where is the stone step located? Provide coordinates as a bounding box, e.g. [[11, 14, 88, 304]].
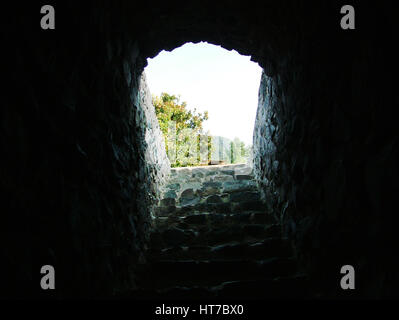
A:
[[136, 257, 297, 289], [150, 227, 197, 247], [124, 286, 213, 299], [147, 237, 292, 261], [210, 274, 310, 299], [168, 164, 251, 180], [160, 180, 259, 206], [150, 224, 282, 248], [120, 274, 311, 301], [209, 238, 292, 259], [194, 224, 282, 246], [124, 274, 309, 299], [156, 198, 268, 217], [154, 211, 277, 231], [167, 174, 254, 185]]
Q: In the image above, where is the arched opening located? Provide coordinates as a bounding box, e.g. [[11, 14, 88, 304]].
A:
[[129, 42, 291, 298], [144, 41, 262, 160], [128, 41, 294, 299]]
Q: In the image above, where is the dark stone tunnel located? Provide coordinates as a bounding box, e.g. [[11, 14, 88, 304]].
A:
[[2, 0, 399, 300]]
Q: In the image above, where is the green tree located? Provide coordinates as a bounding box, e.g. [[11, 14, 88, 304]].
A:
[[153, 93, 210, 167], [231, 137, 251, 164]]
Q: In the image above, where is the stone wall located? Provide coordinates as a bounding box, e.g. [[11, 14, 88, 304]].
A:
[[2, 1, 169, 297], [157, 164, 257, 216], [3, 1, 398, 298], [136, 73, 171, 221], [252, 26, 398, 297]]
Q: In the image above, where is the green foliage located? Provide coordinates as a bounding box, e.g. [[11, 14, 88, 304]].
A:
[[153, 92, 251, 167], [153, 93, 211, 167], [216, 137, 250, 164], [230, 137, 251, 164]]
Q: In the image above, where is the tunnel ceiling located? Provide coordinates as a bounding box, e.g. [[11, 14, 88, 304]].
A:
[[115, 1, 342, 76]]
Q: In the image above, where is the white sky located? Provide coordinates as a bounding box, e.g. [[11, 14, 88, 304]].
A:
[[144, 42, 263, 145]]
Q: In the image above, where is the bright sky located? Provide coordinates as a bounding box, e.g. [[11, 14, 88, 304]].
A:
[[144, 42, 263, 145]]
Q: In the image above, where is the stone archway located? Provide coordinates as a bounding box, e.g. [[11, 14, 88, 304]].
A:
[[3, 1, 398, 298]]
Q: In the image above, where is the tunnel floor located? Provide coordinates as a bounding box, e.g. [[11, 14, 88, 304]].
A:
[[125, 164, 310, 299]]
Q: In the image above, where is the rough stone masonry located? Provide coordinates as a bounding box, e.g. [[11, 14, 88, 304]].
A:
[[2, 1, 398, 298]]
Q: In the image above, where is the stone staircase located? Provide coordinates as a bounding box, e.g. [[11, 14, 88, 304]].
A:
[[129, 164, 310, 299]]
